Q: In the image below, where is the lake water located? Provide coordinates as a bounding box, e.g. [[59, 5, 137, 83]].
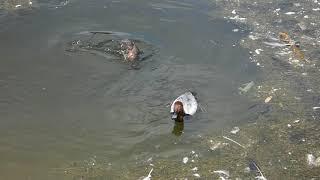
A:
[[2, 0, 319, 179]]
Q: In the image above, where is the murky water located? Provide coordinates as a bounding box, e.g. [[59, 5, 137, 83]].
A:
[[2, 0, 320, 179], [0, 0, 259, 179]]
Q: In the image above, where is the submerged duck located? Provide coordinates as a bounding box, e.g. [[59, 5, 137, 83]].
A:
[[120, 39, 140, 61], [170, 92, 198, 122]]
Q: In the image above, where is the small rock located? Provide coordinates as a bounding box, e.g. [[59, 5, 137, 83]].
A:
[[193, 173, 200, 177], [230, 127, 240, 134], [307, 154, 316, 166], [244, 167, 251, 173], [183, 157, 188, 164], [264, 96, 272, 103], [191, 167, 198, 171]]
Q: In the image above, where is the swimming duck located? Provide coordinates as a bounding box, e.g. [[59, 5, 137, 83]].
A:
[[170, 92, 198, 122]]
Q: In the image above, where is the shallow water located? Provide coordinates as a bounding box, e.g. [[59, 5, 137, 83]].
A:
[[0, 0, 271, 179]]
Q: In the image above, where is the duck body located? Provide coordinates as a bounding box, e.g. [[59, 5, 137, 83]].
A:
[[120, 39, 140, 61], [170, 92, 198, 121]]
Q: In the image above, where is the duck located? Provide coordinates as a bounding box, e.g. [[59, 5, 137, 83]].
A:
[[170, 92, 198, 122], [120, 39, 140, 61]]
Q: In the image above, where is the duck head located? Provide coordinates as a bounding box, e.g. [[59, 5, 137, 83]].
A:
[[172, 101, 185, 122], [120, 39, 139, 61]]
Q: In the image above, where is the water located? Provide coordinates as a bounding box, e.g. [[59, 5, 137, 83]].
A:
[[0, 0, 258, 178], [3, 0, 320, 179]]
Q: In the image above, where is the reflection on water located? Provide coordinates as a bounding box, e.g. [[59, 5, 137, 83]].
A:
[[172, 121, 184, 136]]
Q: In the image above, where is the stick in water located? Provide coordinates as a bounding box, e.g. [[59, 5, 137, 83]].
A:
[[143, 168, 153, 180], [250, 161, 267, 180], [222, 136, 245, 149]]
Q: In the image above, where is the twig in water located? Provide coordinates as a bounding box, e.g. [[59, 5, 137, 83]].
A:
[[250, 161, 267, 180], [143, 168, 153, 180], [222, 136, 245, 149]]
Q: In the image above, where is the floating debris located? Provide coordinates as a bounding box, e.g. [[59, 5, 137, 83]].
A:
[[313, 107, 320, 110], [193, 173, 200, 177], [183, 157, 189, 164], [223, 136, 245, 148], [209, 141, 225, 151], [143, 168, 153, 180], [291, 45, 305, 60], [191, 167, 198, 171], [15, 4, 22, 8], [307, 154, 316, 167], [284, 12, 296, 15], [263, 42, 288, 47], [230, 127, 240, 134], [213, 170, 230, 179], [249, 35, 259, 40], [278, 32, 305, 61], [279, 32, 291, 44], [239, 81, 255, 94], [233, 29, 239, 32], [264, 96, 272, 103], [256, 176, 267, 180], [249, 160, 267, 180], [255, 49, 263, 54], [229, 15, 247, 22]]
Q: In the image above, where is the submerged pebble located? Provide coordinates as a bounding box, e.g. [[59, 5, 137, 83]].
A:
[[307, 154, 316, 167], [264, 96, 272, 103], [183, 157, 189, 164], [213, 170, 230, 179], [193, 173, 200, 177], [230, 127, 240, 134]]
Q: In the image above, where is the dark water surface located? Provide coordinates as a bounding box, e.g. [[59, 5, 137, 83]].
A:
[[0, 0, 259, 179]]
